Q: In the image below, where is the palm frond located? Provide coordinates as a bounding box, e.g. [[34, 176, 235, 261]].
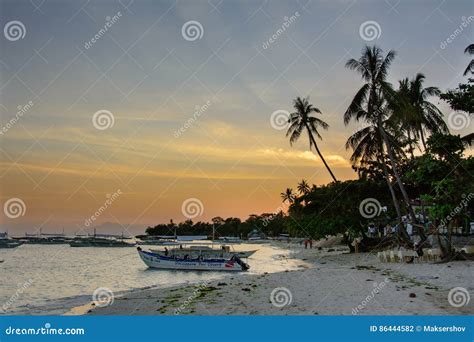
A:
[[343, 83, 369, 124], [463, 60, 474, 76], [465, 44, 474, 54]]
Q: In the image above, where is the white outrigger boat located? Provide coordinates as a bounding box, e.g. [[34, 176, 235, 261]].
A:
[[137, 244, 250, 272], [150, 243, 257, 259]]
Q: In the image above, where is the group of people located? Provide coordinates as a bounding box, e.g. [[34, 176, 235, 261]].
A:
[[367, 222, 413, 238], [367, 224, 388, 237]]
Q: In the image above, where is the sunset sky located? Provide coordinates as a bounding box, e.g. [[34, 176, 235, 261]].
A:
[[1, 0, 472, 235]]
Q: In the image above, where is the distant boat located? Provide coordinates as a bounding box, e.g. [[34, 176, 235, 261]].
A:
[[137, 239, 175, 246], [17, 236, 70, 245], [0, 232, 23, 249], [217, 236, 243, 243], [70, 229, 135, 247], [247, 237, 270, 244], [13, 229, 71, 245], [70, 236, 135, 247], [176, 235, 208, 241], [137, 246, 249, 272], [0, 240, 22, 248], [136, 235, 176, 246], [247, 229, 269, 243], [275, 234, 290, 242]]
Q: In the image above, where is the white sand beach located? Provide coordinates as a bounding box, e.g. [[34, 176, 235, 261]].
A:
[[76, 243, 473, 316]]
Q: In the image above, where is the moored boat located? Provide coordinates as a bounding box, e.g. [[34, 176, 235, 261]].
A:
[[246, 229, 269, 243], [0, 233, 23, 249], [136, 235, 176, 246], [17, 236, 70, 245], [150, 243, 257, 259], [137, 247, 249, 271], [0, 240, 23, 248], [69, 236, 135, 247]]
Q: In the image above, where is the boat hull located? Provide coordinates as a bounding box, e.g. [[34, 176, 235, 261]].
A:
[[0, 243, 22, 248], [150, 249, 257, 259], [138, 249, 247, 272], [69, 240, 135, 247], [0, 240, 23, 248]]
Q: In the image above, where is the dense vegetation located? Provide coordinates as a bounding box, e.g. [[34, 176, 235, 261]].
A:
[[145, 214, 287, 239]]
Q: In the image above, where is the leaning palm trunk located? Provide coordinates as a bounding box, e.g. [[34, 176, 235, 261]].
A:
[[407, 130, 415, 159], [377, 150, 409, 241], [378, 123, 427, 242], [436, 219, 455, 261], [306, 125, 338, 182], [419, 128, 427, 151]]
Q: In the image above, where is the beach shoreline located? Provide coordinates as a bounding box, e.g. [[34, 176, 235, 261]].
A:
[[72, 242, 473, 316], [0, 242, 307, 315]]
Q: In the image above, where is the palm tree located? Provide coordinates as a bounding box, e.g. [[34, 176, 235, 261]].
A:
[[345, 111, 405, 234], [297, 179, 310, 195], [280, 188, 295, 204], [396, 79, 418, 157], [394, 73, 448, 150], [345, 46, 422, 239], [346, 119, 407, 170], [464, 44, 474, 75], [286, 97, 338, 182]]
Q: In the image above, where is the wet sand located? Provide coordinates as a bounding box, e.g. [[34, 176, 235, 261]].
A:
[[75, 244, 473, 316]]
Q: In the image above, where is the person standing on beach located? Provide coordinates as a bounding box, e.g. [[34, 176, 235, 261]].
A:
[[368, 224, 376, 237]]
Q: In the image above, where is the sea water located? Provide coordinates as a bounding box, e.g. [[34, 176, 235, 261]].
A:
[[0, 243, 302, 315]]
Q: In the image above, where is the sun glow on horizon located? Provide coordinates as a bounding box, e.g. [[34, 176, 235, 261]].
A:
[[1, 0, 472, 234]]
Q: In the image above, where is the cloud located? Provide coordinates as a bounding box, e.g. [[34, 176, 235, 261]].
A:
[[257, 148, 350, 167]]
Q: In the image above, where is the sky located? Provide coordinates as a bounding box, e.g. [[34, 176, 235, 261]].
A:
[[0, 0, 473, 235]]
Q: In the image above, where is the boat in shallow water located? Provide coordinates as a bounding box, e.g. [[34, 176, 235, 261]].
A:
[[150, 243, 257, 259], [0, 239, 23, 248], [17, 236, 70, 245], [137, 247, 249, 271], [0, 233, 23, 248], [69, 236, 135, 247]]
